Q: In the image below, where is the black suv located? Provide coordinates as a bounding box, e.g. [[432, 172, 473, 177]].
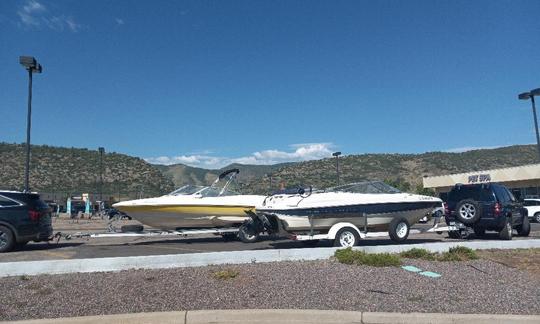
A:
[[0, 191, 53, 252], [444, 183, 530, 240]]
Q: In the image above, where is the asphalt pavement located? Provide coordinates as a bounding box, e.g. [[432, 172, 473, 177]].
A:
[[0, 220, 538, 262]]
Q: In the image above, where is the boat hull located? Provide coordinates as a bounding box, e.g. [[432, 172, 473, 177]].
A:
[[117, 204, 254, 230], [257, 201, 438, 232]]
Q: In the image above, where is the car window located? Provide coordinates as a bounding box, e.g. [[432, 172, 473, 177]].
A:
[[493, 186, 510, 203], [448, 186, 495, 202], [0, 195, 19, 207], [524, 200, 534, 206], [506, 188, 517, 202]]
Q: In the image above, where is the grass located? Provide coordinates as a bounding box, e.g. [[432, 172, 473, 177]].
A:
[[399, 248, 436, 260], [335, 248, 402, 267], [400, 247, 478, 262], [439, 246, 479, 261], [212, 269, 240, 280], [336, 246, 479, 267]]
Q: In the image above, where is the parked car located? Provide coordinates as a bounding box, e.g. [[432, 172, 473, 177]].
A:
[[0, 191, 53, 252], [443, 183, 530, 240], [523, 198, 540, 223]]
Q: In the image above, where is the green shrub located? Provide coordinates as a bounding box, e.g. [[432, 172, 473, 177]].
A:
[[335, 248, 401, 267], [400, 248, 436, 260], [212, 269, 240, 280], [439, 246, 478, 261]]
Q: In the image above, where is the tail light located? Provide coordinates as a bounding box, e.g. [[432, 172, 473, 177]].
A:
[[494, 202, 502, 217], [28, 210, 42, 221], [443, 202, 449, 216]]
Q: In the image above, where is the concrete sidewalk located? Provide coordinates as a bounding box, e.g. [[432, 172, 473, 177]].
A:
[[4, 310, 540, 324]]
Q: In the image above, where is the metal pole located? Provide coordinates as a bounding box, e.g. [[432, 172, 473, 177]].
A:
[[24, 69, 32, 192], [99, 149, 103, 201], [531, 96, 540, 162], [335, 155, 340, 186]]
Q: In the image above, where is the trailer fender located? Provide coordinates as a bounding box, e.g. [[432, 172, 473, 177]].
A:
[[327, 222, 364, 240]]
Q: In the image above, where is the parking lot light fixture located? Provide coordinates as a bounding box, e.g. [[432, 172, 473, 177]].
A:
[[519, 89, 540, 161], [19, 56, 42, 192]]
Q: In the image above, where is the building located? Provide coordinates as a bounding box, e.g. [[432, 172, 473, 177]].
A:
[[423, 164, 540, 199]]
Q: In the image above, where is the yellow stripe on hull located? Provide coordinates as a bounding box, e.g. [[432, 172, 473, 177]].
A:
[[118, 205, 255, 216]]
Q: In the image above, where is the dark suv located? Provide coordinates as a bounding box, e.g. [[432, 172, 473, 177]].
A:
[[444, 183, 530, 240], [0, 191, 53, 252]]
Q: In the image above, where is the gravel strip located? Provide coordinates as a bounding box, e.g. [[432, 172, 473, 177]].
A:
[[0, 259, 539, 321]]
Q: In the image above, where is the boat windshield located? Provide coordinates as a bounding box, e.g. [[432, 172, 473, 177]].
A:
[[168, 185, 206, 196], [328, 181, 401, 194]]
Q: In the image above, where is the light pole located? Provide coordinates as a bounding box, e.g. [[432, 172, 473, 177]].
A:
[[19, 56, 42, 192], [98, 147, 105, 201], [332, 151, 342, 186], [519, 88, 540, 161]]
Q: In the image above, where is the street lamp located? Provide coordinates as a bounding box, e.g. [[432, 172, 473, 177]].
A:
[[98, 147, 105, 201], [519, 88, 540, 161], [19, 56, 42, 192], [332, 151, 342, 186]]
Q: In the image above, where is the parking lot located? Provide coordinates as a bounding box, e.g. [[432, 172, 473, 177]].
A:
[[1, 218, 539, 263]]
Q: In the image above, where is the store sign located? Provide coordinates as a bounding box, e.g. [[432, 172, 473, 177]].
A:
[[468, 174, 491, 183]]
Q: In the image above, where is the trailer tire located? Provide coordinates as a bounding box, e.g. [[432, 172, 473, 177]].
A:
[[238, 224, 259, 243], [388, 217, 410, 243], [333, 227, 360, 247], [120, 225, 144, 233]]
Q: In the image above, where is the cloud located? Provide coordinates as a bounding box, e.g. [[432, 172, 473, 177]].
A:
[[17, 0, 82, 32], [145, 143, 336, 169], [115, 18, 124, 25]]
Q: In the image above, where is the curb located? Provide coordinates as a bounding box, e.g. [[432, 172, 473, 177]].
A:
[[0, 239, 539, 278], [4, 309, 540, 324]]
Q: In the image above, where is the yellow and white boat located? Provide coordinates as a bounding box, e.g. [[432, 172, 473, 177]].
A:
[[113, 169, 265, 230]]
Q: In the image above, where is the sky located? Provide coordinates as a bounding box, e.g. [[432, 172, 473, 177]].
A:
[[1, 0, 539, 169]]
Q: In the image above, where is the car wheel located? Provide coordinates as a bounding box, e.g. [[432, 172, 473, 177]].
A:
[[0, 226, 15, 253], [238, 224, 259, 243], [388, 217, 410, 243], [516, 216, 531, 237], [534, 212, 540, 223], [473, 227, 485, 238], [498, 219, 513, 240], [455, 199, 482, 225], [334, 227, 360, 247]]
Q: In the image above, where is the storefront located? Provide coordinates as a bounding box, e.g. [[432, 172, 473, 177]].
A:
[[422, 164, 540, 200]]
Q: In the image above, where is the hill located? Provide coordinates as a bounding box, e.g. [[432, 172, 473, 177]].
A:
[[0, 143, 174, 199], [242, 145, 539, 194]]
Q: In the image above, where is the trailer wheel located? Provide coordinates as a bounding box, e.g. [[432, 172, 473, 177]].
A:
[[238, 224, 259, 243], [388, 217, 410, 243], [120, 225, 144, 233], [333, 227, 360, 247]]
